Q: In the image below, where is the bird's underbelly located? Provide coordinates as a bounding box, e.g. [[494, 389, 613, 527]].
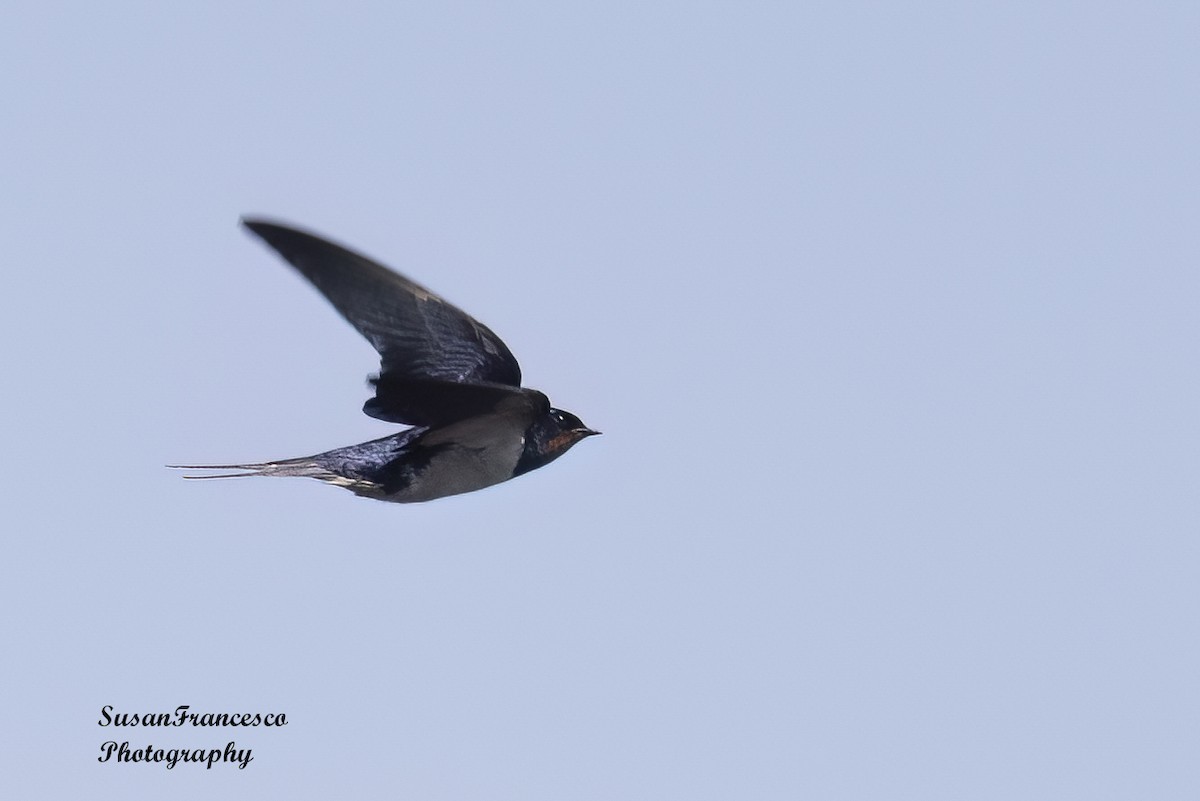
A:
[[396, 440, 522, 502]]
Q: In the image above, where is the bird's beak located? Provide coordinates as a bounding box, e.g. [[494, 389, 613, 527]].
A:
[[578, 428, 601, 437]]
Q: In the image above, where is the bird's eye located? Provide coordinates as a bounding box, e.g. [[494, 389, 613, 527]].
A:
[[553, 411, 565, 423]]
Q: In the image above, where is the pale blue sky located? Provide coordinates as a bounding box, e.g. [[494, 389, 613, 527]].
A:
[[3, 2, 1199, 799]]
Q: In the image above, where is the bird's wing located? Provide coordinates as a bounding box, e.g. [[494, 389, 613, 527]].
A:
[[243, 219, 523, 396], [364, 377, 549, 428]]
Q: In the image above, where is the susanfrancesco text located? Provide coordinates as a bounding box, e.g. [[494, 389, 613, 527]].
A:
[[98, 705, 287, 728]]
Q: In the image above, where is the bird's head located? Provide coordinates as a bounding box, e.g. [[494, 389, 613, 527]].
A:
[[513, 407, 600, 476]]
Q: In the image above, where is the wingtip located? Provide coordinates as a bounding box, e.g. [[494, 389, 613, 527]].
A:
[[240, 216, 278, 236], [240, 217, 331, 250]]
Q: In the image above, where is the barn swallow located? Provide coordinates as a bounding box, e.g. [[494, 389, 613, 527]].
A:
[[171, 219, 599, 502]]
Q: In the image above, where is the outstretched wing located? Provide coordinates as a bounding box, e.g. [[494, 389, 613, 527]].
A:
[[243, 219, 523, 391]]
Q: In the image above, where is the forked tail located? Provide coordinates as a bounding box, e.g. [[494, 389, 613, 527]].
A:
[[169, 431, 422, 497], [166, 458, 327, 480]]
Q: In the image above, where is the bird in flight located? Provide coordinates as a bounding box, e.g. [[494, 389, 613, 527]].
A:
[[172, 219, 599, 502]]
